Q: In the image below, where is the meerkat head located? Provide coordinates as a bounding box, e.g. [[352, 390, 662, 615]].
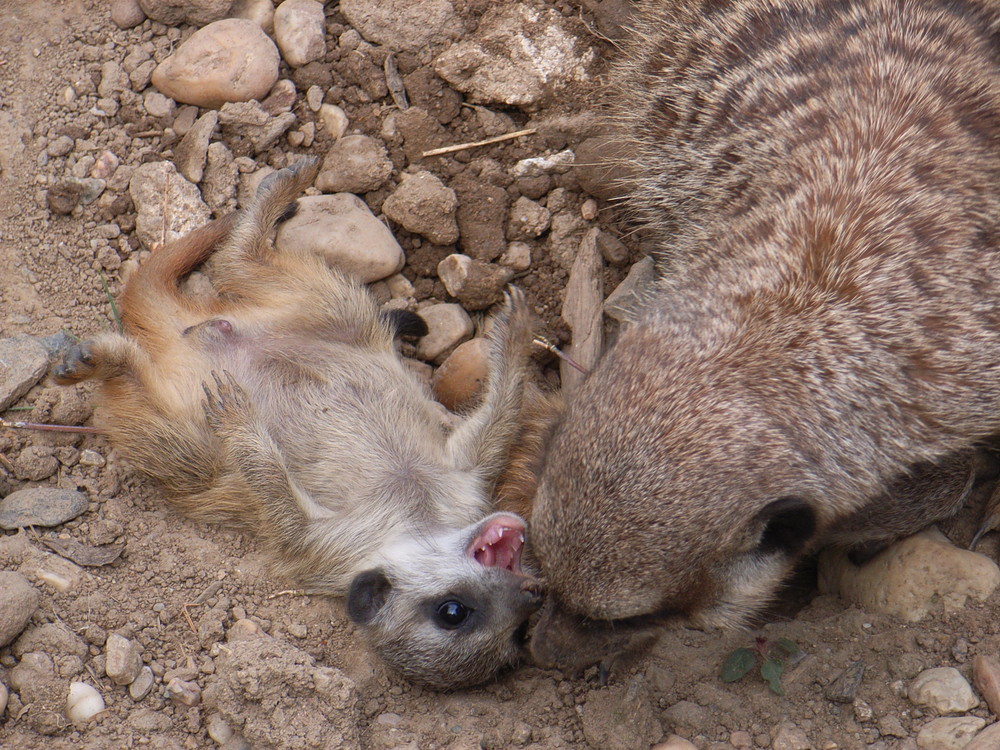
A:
[[527, 324, 835, 673], [346, 512, 543, 690]]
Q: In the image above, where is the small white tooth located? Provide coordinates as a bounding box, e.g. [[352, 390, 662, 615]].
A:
[[519, 534, 525, 543]]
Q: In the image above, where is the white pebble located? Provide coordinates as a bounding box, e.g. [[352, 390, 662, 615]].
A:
[[66, 681, 105, 723], [318, 103, 348, 139]]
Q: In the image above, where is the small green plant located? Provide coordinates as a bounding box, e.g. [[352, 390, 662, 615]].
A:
[[720, 636, 804, 695]]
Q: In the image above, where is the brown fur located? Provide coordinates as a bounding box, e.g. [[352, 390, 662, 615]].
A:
[[530, 0, 1000, 671], [55, 158, 544, 689]]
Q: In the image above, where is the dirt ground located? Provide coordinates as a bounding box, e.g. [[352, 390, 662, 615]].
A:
[[3, 1, 1000, 749]]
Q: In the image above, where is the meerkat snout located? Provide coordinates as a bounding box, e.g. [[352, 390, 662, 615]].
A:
[[347, 512, 543, 690]]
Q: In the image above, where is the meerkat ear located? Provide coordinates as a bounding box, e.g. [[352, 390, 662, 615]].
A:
[[346, 569, 393, 625], [754, 497, 816, 556], [383, 309, 429, 340]]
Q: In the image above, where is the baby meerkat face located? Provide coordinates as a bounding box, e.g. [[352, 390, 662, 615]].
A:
[[347, 512, 544, 690]]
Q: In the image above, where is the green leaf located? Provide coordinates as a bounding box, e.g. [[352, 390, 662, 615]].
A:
[[760, 658, 785, 695], [773, 638, 801, 656], [721, 648, 756, 682], [99, 272, 123, 334]]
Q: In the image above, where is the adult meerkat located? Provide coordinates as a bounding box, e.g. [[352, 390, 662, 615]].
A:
[[54, 157, 543, 689], [529, 0, 1000, 671]]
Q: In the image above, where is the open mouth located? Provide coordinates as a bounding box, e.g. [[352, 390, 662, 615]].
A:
[[466, 514, 526, 574]]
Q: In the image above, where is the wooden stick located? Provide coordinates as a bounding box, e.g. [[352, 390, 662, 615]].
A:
[[0, 419, 102, 435], [421, 128, 538, 158]]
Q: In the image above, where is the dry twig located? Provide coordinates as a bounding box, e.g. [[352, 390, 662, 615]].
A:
[[421, 128, 538, 158]]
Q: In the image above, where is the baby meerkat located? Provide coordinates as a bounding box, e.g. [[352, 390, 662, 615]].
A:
[[54, 157, 542, 689], [529, 0, 1000, 672]]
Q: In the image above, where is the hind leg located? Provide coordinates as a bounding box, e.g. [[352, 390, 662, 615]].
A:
[[445, 287, 535, 481], [211, 157, 321, 295], [52, 334, 150, 384], [824, 450, 975, 564]]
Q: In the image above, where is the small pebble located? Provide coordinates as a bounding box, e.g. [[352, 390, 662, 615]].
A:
[[66, 682, 105, 723], [306, 85, 324, 111], [106, 634, 143, 686], [273, 0, 326, 68], [909, 667, 980, 714], [166, 677, 202, 707], [318, 103, 349, 139], [414, 304, 475, 363], [129, 666, 155, 701]]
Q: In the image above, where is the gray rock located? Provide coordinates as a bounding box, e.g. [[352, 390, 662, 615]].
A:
[[499, 241, 531, 272], [166, 677, 202, 706], [818, 527, 1000, 622], [46, 180, 85, 215], [909, 667, 980, 714], [318, 104, 349, 139], [139, 0, 234, 26], [151, 19, 279, 108], [316, 135, 393, 194], [506, 196, 551, 241], [47, 135, 74, 157], [825, 661, 867, 704], [106, 634, 143, 686], [130, 161, 211, 251], [0, 336, 49, 410], [174, 111, 219, 184], [202, 142, 239, 210], [414, 304, 474, 362], [437, 254, 512, 311], [12, 446, 59, 482], [916, 716, 987, 750], [0, 488, 88, 530], [219, 101, 297, 154], [275, 194, 404, 283], [0, 572, 39, 647], [111, 0, 146, 28], [262, 79, 297, 115], [143, 90, 177, 120], [0, 681, 8, 716], [433, 5, 596, 109], [382, 171, 459, 245], [273, 0, 325, 68], [340, 0, 462, 53], [230, 0, 275, 32]]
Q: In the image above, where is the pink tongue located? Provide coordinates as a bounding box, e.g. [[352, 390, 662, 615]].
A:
[[469, 519, 524, 571]]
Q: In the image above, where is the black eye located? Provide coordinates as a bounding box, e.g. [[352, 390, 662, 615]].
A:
[[435, 600, 471, 629]]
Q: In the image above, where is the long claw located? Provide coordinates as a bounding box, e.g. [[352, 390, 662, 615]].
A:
[[971, 485, 1000, 550]]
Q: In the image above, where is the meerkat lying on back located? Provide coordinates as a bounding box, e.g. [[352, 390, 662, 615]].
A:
[[54, 157, 543, 689], [529, 0, 1000, 672]]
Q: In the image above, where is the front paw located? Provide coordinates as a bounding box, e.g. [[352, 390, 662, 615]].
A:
[[52, 341, 97, 384], [201, 371, 253, 432]]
